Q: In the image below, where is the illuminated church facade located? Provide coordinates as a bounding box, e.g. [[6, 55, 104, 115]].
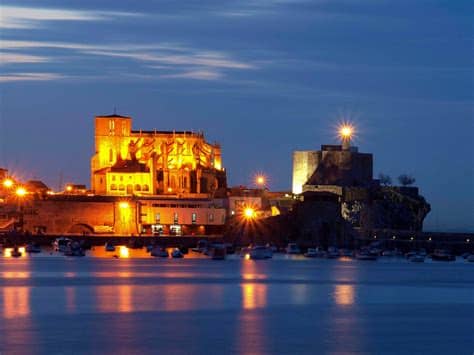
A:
[[91, 114, 227, 197]]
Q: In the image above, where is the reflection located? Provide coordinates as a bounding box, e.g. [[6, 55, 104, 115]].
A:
[[290, 284, 308, 304], [119, 246, 130, 258], [4, 247, 27, 258], [334, 284, 355, 306], [242, 283, 267, 310], [96, 285, 133, 313], [3, 286, 30, 319], [241, 258, 268, 310], [65, 287, 76, 314], [2, 271, 31, 279]]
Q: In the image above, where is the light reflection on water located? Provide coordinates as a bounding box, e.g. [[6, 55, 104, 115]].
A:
[[3, 286, 30, 319], [0, 258, 472, 354]]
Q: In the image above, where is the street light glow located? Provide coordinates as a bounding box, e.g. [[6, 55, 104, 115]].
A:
[[3, 179, 14, 188], [15, 187, 27, 197], [339, 124, 353, 139], [244, 207, 255, 219]]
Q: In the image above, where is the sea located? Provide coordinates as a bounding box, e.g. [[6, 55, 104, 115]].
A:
[[0, 249, 473, 354]]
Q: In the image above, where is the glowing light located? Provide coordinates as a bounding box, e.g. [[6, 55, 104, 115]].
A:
[[167, 187, 173, 192], [3, 179, 13, 188], [119, 201, 130, 209], [256, 175, 265, 186], [18, 247, 26, 255], [244, 253, 250, 260], [244, 207, 255, 219], [339, 124, 353, 139], [66, 185, 73, 192], [15, 187, 27, 197], [119, 246, 130, 258]]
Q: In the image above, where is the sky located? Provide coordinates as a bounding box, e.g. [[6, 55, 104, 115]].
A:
[[0, 0, 472, 231]]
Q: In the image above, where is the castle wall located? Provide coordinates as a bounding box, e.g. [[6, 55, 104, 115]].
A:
[[292, 151, 320, 194]]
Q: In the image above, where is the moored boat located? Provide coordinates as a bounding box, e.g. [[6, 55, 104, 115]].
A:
[[410, 254, 425, 263], [105, 242, 116, 252], [171, 248, 184, 258], [150, 246, 169, 258], [431, 249, 455, 261], [355, 250, 377, 260], [249, 246, 272, 260], [286, 243, 301, 255]]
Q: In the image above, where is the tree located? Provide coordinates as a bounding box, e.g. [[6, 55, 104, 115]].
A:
[[378, 173, 392, 186], [398, 174, 416, 186]]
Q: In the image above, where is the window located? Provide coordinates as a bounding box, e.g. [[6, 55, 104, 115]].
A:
[[192, 213, 197, 224], [135, 184, 141, 191], [120, 176, 123, 181], [155, 213, 160, 223], [110, 184, 117, 190], [109, 149, 113, 163], [109, 119, 115, 135], [174, 212, 178, 224], [209, 213, 214, 222], [112, 175, 116, 181], [118, 184, 125, 191], [143, 185, 149, 191]]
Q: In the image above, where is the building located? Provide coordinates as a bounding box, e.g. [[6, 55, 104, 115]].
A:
[[292, 144, 373, 194], [91, 114, 227, 197]]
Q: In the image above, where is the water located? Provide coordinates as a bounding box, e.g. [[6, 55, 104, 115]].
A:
[[0, 253, 473, 354]]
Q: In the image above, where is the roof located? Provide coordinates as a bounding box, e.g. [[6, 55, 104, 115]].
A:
[[110, 159, 149, 173], [96, 114, 130, 119]]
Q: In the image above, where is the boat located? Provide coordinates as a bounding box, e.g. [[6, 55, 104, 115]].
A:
[[26, 242, 41, 253], [405, 251, 418, 259], [64, 241, 85, 257], [431, 249, 455, 261], [171, 248, 184, 258], [285, 243, 301, 254], [150, 246, 169, 258], [410, 254, 425, 263], [53, 237, 72, 252], [382, 250, 395, 257], [192, 239, 209, 253], [339, 249, 353, 257], [355, 250, 377, 260], [105, 242, 116, 252], [304, 248, 318, 258], [467, 254, 474, 262], [249, 246, 272, 260]]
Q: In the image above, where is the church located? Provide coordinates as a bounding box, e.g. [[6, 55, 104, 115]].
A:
[[91, 114, 227, 197]]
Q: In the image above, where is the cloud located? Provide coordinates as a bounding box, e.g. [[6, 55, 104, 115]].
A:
[[160, 70, 223, 80], [0, 73, 64, 82], [0, 52, 49, 64], [0, 39, 255, 81], [0, 5, 139, 29]]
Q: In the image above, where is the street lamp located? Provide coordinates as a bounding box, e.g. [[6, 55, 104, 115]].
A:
[[16, 187, 27, 197], [3, 178, 14, 189], [244, 207, 256, 219]]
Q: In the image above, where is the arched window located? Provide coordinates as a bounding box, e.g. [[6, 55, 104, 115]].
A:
[[110, 184, 117, 190], [118, 184, 125, 191], [143, 184, 149, 191], [135, 184, 141, 191]]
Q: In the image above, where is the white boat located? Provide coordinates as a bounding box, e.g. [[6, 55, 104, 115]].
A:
[[150, 246, 169, 258], [53, 237, 72, 252], [105, 242, 115, 252], [304, 248, 318, 258], [249, 246, 272, 260], [286, 243, 301, 254], [64, 241, 85, 257], [171, 248, 184, 258], [410, 255, 425, 263]]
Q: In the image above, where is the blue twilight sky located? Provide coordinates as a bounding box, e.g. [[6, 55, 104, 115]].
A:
[[0, 1, 472, 231]]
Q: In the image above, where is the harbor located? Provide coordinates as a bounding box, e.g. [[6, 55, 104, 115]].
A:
[[1, 255, 472, 354]]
